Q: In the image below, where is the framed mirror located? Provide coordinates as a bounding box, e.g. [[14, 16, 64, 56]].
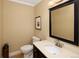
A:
[[49, 0, 79, 46]]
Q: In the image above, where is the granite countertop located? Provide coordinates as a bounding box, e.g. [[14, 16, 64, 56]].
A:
[[33, 39, 79, 58]]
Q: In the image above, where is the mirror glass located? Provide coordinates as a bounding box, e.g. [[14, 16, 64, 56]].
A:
[[51, 3, 74, 41]]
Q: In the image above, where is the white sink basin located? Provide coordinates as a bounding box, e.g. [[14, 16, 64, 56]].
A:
[[44, 45, 61, 55]]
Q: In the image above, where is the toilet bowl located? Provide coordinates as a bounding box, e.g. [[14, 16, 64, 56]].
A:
[[20, 45, 33, 58], [21, 45, 33, 54], [20, 36, 40, 58]]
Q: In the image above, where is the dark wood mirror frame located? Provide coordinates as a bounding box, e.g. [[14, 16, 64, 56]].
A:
[[49, 0, 79, 46]]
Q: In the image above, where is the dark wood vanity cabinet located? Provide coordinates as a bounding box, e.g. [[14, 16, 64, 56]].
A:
[[33, 45, 46, 58]]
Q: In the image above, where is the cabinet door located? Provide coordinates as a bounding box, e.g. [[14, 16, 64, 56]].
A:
[[33, 45, 46, 58], [33, 45, 39, 58]]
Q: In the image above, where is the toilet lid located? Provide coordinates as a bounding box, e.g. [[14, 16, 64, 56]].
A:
[[21, 45, 33, 54]]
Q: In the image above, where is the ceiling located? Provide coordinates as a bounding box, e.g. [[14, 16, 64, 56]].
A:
[[9, 0, 42, 7]]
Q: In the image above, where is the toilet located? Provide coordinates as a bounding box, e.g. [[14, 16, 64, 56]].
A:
[[20, 36, 40, 58]]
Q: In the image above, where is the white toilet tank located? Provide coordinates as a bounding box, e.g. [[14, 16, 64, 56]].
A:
[[32, 36, 41, 42]]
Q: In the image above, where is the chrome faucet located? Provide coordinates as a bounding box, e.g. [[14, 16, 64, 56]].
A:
[[55, 40, 63, 48]]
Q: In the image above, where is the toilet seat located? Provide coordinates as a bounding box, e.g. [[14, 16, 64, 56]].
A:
[[20, 45, 33, 54]]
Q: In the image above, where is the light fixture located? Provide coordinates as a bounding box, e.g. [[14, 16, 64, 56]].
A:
[[48, 0, 63, 6]]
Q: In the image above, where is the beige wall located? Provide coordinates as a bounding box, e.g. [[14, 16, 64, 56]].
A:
[[35, 0, 49, 40], [35, 0, 79, 54], [0, 0, 2, 57], [3, 0, 34, 52]]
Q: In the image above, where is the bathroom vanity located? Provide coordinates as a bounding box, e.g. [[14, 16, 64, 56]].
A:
[[33, 0, 79, 58], [33, 40, 79, 58]]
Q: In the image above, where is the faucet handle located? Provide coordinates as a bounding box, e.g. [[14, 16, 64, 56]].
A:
[[54, 39, 59, 43], [59, 42, 64, 48]]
